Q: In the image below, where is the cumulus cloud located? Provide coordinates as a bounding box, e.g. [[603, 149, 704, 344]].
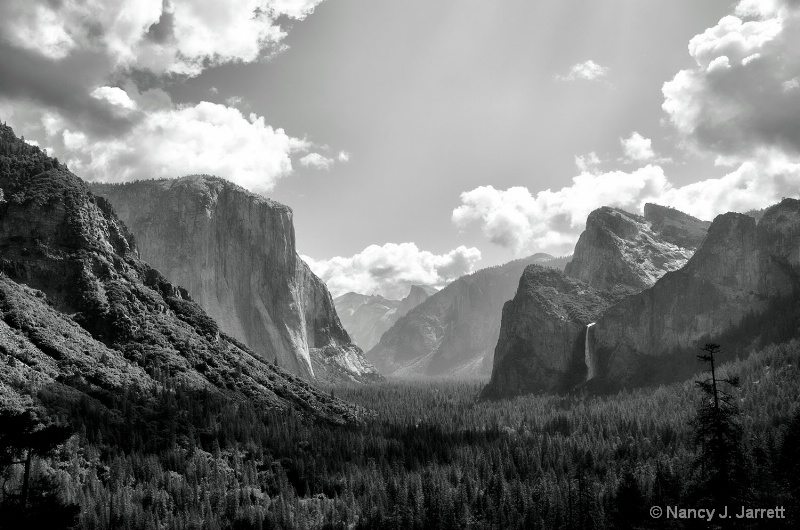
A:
[[0, 0, 327, 76], [662, 0, 800, 160], [452, 155, 800, 256], [557, 60, 610, 81], [90, 86, 138, 112], [337, 151, 351, 162], [300, 152, 335, 170], [302, 243, 482, 299], [1, 90, 310, 193], [620, 132, 655, 162]]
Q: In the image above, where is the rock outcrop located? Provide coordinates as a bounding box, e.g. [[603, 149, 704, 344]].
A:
[[564, 205, 709, 294], [480, 266, 617, 398], [90, 176, 380, 385], [334, 285, 436, 352], [0, 124, 358, 422], [367, 254, 566, 379], [593, 200, 800, 388]]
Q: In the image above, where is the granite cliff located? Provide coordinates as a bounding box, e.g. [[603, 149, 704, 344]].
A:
[[334, 285, 436, 351], [593, 200, 800, 387], [481, 266, 616, 398], [367, 254, 568, 379], [483, 204, 709, 398], [90, 177, 380, 385], [0, 124, 358, 422], [564, 204, 709, 294], [484, 199, 800, 399]]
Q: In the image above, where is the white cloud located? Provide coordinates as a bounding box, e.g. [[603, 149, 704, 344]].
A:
[[300, 152, 335, 170], [557, 60, 610, 81], [620, 132, 655, 162], [302, 243, 482, 299], [4, 91, 310, 193], [0, 0, 328, 77], [337, 150, 351, 162], [452, 155, 800, 256], [662, 0, 800, 160], [90, 86, 138, 111]]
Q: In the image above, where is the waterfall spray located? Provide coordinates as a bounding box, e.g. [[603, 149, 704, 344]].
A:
[[585, 322, 596, 381]]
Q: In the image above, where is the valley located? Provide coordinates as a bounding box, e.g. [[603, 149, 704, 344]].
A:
[[3, 120, 800, 529]]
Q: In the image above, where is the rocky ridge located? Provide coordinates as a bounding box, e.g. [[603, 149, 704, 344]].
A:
[[90, 176, 380, 385], [0, 123, 358, 422], [564, 204, 709, 293]]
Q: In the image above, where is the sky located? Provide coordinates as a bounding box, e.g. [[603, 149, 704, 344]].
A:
[[2, 0, 800, 299]]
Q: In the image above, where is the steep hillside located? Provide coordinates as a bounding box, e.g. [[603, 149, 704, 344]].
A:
[[593, 200, 800, 388], [367, 254, 566, 379], [0, 124, 358, 422], [90, 177, 380, 385], [334, 285, 436, 351], [564, 204, 709, 294], [480, 266, 618, 399]]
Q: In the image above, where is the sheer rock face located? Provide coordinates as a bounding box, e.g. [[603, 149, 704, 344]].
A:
[[90, 177, 380, 384], [564, 205, 710, 294], [594, 200, 800, 387], [367, 254, 566, 379], [0, 125, 359, 421], [480, 266, 616, 399], [334, 285, 436, 352]]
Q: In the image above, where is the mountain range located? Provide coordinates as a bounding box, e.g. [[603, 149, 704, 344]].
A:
[[4, 118, 798, 409]]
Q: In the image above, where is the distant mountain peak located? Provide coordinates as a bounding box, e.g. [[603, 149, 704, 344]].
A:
[[333, 285, 436, 352]]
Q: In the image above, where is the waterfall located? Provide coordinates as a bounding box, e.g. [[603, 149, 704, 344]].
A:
[[585, 322, 596, 381]]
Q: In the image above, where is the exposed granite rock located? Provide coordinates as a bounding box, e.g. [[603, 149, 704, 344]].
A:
[[644, 203, 710, 249], [90, 176, 380, 384], [367, 254, 566, 379], [564, 205, 709, 294], [593, 200, 800, 388], [0, 124, 360, 422], [480, 266, 617, 399], [334, 285, 436, 352]]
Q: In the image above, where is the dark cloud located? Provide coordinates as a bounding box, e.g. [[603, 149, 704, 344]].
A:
[[0, 41, 135, 136]]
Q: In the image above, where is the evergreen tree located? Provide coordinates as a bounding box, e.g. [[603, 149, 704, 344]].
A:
[[691, 343, 746, 509], [0, 410, 78, 530]]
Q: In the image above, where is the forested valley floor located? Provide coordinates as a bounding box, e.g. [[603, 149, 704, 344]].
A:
[[3, 340, 800, 529]]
